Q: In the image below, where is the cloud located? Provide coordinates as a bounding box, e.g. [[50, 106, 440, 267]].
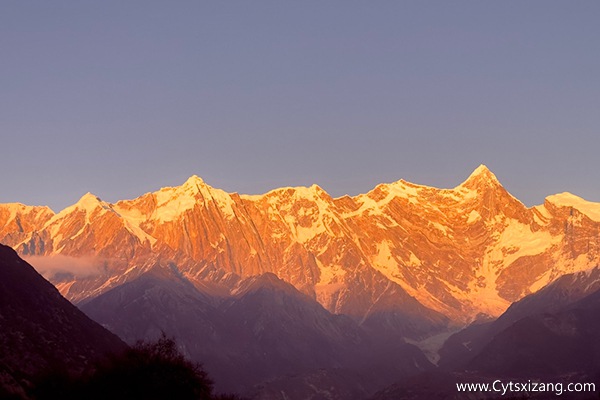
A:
[[24, 255, 104, 279]]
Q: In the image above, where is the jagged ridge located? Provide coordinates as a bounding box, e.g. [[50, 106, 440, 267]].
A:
[[1, 165, 599, 325]]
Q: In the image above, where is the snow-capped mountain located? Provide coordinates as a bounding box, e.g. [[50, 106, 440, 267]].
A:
[[1, 165, 599, 326]]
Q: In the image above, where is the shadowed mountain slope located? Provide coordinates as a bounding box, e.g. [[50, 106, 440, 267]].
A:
[[0, 244, 126, 398], [81, 269, 434, 398]]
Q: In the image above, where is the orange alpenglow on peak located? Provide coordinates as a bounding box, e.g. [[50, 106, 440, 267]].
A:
[[183, 175, 205, 186], [71, 192, 104, 212], [6, 165, 600, 326], [459, 164, 502, 189], [178, 175, 213, 195], [546, 192, 600, 222], [78, 192, 102, 203]]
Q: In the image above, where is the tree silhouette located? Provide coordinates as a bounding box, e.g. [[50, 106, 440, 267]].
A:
[[88, 334, 213, 400], [33, 334, 216, 400]]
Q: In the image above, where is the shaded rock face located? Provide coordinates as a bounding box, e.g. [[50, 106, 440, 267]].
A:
[[439, 268, 600, 374], [80, 268, 435, 399], [0, 244, 126, 396], [373, 273, 600, 400], [1, 165, 600, 326]]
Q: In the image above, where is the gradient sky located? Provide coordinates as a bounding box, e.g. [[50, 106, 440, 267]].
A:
[[2, 1, 599, 211]]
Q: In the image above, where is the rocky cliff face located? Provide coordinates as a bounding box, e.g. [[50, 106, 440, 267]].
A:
[[2, 165, 599, 325]]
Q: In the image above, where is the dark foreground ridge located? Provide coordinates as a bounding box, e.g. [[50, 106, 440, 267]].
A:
[[32, 335, 243, 400], [0, 244, 242, 400], [0, 244, 126, 398]]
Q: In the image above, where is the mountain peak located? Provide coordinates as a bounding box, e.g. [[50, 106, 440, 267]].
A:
[[74, 192, 104, 211], [468, 164, 496, 180], [184, 175, 205, 186], [232, 272, 303, 298], [459, 164, 501, 190], [79, 192, 101, 201], [178, 175, 210, 196], [152, 175, 221, 222], [546, 192, 600, 222], [303, 183, 328, 197]]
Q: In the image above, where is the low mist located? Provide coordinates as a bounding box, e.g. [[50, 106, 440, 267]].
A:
[[25, 255, 104, 279]]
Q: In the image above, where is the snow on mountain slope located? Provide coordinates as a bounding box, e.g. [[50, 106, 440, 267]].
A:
[[0, 203, 54, 252], [2, 165, 599, 325], [546, 192, 600, 222]]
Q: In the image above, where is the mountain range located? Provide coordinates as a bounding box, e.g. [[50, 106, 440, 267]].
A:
[[2, 165, 599, 398]]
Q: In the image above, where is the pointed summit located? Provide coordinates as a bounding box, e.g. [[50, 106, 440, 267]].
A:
[[155, 175, 208, 200], [153, 175, 215, 222], [179, 175, 211, 196], [78, 192, 102, 202], [468, 164, 496, 180], [74, 192, 104, 212], [459, 164, 501, 190], [184, 175, 205, 186]]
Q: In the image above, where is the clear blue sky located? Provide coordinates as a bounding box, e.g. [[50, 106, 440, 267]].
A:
[[2, 1, 599, 211]]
